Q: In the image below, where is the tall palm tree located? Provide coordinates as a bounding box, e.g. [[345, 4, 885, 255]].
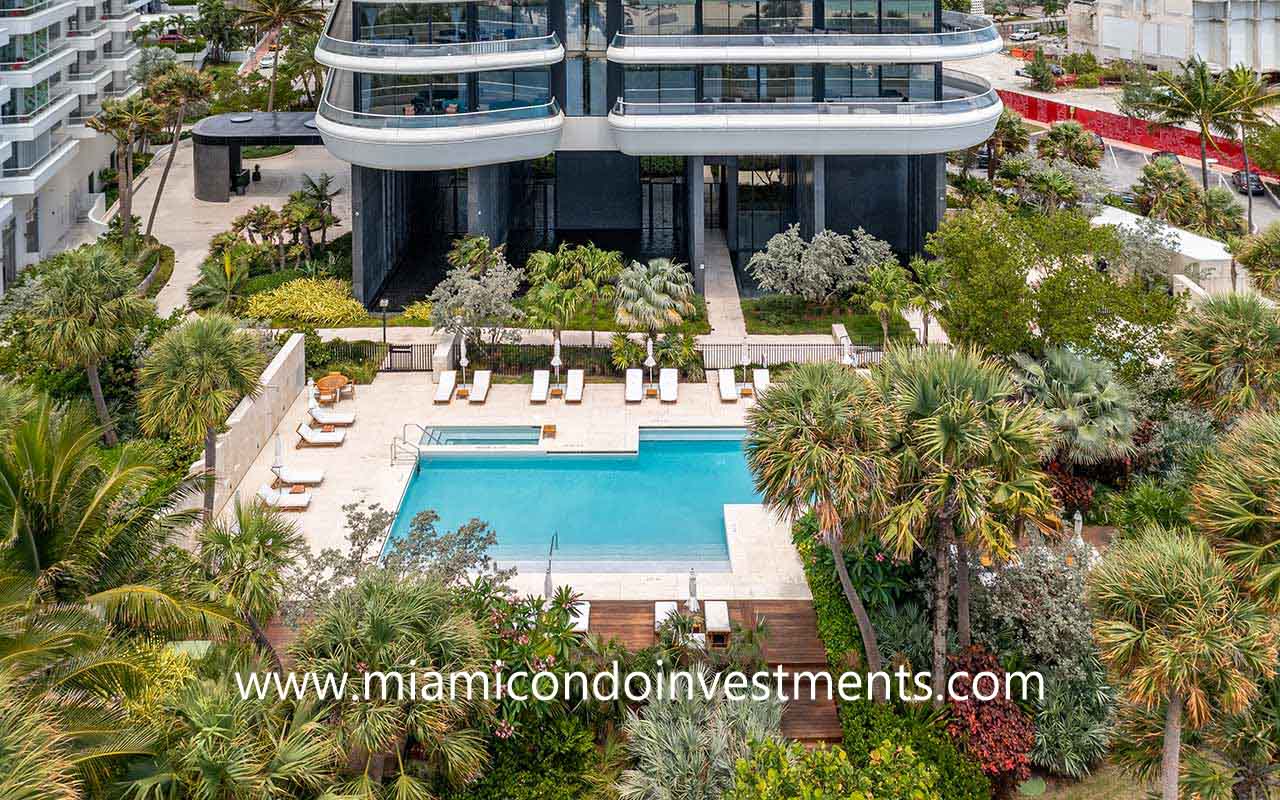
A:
[[1013, 347, 1137, 469], [1036, 121, 1103, 168], [907, 255, 948, 346], [862, 260, 912, 346], [615, 258, 696, 335], [299, 172, 342, 244], [1198, 186, 1246, 242], [1088, 526, 1278, 800], [745, 363, 897, 684], [985, 108, 1031, 181], [1134, 156, 1201, 225], [89, 96, 163, 258], [198, 496, 304, 671], [524, 280, 581, 345], [27, 245, 153, 445], [138, 314, 266, 521], [1222, 66, 1280, 236], [1027, 166, 1080, 212], [142, 67, 213, 249], [1235, 221, 1280, 297], [877, 345, 1056, 695], [0, 669, 82, 800], [239, 0, 325, 112], [1135, 58, 1243, 192], [1166, 292, 1280, 419]]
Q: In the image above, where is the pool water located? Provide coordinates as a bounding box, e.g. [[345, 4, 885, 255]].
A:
[[420, 426, 542, 446], [389, 429, 761, 567]]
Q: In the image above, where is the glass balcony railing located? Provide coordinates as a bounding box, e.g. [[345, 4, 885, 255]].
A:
[[1, 134, 72, 177], [0, 88, 71, 124], [320, 91, 560, 130], [67, 20, 106, 36], [318, 0, 560, 61], [610, 11, 999, 49], [319, 29, 561, 60], [0, 44, 67, 71], [67, 63, 109, 80], [102, 44, 139, 59], [0, 0, 71, 17]]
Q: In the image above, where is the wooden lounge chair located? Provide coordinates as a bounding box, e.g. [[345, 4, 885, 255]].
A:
[[257, 483, 311, 511], [469, 370, 492, 404], [659, 368, 678, 403], [308, 399, 355, 427], [531, 370, 550, 403], [752, 368, 770, 395], [625, 369, 643, 403], [296, 422, 345, 448], [272, 464, 324, 487], [433, 370, 456, 404], [565, 369, 584, 403], [718, 369, 738, 402], [705, 600, 731, 649]]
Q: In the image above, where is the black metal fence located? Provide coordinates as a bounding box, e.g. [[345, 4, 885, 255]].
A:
[[324, 340, 436, 372], [456, 341, 615, 377], [698, 342, 883, 370]]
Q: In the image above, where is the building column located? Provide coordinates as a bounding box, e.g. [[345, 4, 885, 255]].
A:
[[813, 155, 825, 233], [724, 158, 738, 250], [685, 155, 705, 292], [192, 140, 231, 202], [467, 163, 510, 244]]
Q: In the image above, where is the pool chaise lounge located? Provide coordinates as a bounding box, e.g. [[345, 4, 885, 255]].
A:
[[308, 397, 355, 427], [296, 422, 346, 448], [718, 369, 738, 402], [753, 369, 770, 395], [272, 464, 324, 486], [434, 370, 457, 403], [566, 369, 584, 403], [625, 369, 643, 402], [531, 370, 550, 403], [705, 600, 731, 648], [659, 368, 678, 402], [469, 370, 492, 404], [257, 483, 311, 511], [571, 600, 590, 633]]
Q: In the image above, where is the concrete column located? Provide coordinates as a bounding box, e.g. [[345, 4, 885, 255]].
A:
[[467, 163, 510, 244], [685, 155, 705, 292], [192, 140, 230, 202], [724, 158, 738, 251], [813, 155, 825, 233]]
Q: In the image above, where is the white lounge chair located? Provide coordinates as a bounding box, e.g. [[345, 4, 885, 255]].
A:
[[659, 368, 678, 403], [296, 422, 345, 448], [256, 483, 311, 511], [705, 600, 731, 648], [565, 369, 584, 403], [654, 601, 679, 631], [273, 464, 324, 486], [718, 369, 738, 402], [433, 370, 456, 404], [753, 368, 770, 395], [469, 370, 491, 404], [625, 369, 643, 403], [531, 370, 550, 403], [571, 600, 590, 633], [308, 398, 355, 427]]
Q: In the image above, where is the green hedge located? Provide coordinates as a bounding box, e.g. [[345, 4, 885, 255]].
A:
[[792, 517, 992, 800], [244, 268, 304, 296]]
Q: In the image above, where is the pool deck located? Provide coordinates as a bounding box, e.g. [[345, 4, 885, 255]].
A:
[[230, 371, 811, 602]]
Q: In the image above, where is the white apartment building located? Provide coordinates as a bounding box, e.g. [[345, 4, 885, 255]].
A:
[[1068, 0, 1280, 73], [0, 0, 145, 294]]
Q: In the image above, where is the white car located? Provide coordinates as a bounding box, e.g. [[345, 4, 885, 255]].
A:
[[1009, 28, 1040, 42], [259, 54, 276, 70]]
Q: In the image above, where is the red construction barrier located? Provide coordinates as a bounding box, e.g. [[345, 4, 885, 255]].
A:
[[997, 89, 1274, 179]]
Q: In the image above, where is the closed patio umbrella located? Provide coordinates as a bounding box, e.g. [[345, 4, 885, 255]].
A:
[[458, 335, 468, 387], [551, 336, 562, 384], [544, 562, 553, 600], [841, 339, 854, 366], [739, 342, 750, 386], [686, 568, 699, 614], [644, 337, 656, 385], [271, 433, 283, 481]]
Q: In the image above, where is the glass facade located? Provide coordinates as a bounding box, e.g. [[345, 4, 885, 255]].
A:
[[621, 0, 698, 36], [623, 63, 938, 104], [354, 68, 552, 116], [611, 0, 937, 35], [352, 0, 550, 42]]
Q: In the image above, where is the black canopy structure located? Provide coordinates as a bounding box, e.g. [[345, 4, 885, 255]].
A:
[[191, 112, 325, 202]]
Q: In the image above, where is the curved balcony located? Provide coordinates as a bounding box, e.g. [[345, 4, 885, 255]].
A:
[[608, 69, 1001, 156], [608, 11, 1001, 63], [316, 78, 563, 169]]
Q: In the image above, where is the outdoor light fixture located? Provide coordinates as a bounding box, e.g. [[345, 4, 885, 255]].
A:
[[379, 298, 389, 345]]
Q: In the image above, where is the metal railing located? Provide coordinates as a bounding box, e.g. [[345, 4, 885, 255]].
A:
[[0, 0, 72, 16], [103, 45, 140, 59], [0, 135, 73, 177], [320, 29, 561, 59], [67, 64, 109, 81], [320, 87, 560, 130], [0, 44, 68, 71], [67, 20, 106, 36], [0, 89, 71, 125], [610, 11, 998, 48], [698, 341, 883, 369]]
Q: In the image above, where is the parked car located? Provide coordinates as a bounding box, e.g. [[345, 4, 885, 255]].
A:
[[1015, 63, 1064, 78], [1009, 28, 1039, 42], [259, 54, 276, 70], [1232, 169, 1266, 195]]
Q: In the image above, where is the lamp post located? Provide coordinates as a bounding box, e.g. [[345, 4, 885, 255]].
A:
[[379, 298, 389, 346]]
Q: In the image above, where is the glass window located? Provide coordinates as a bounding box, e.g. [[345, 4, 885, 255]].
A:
[[478, 67, 550, 108], [24, 197, 38, 255], [584, 0, 607, 47], [823, 0, 876, 32], [622, 0, 696, 35], [824, 63, 877, 99], [362, 73, 467, 115], [760, 63, 811, 100], [623, 64, 695, 104], [478, 0, 549, 40], [703, 64, 810, 102], [565, 56, 607, 114]]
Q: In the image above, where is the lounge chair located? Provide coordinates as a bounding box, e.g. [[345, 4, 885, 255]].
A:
[[256, 483, 311, 511], [565, 369, 584, 403], [272, 464, 324, 487], [752, 368, 770, 395], [296, 422, 345, 448], [705, 600, 731, 649], [433, 370, 456, 404], [659, 368, 678, 403], [571, 600, 590, 633], [718, 369, 738, 402], [308, 398, 355, 427], [654, 601, 678, 631], [531, 370, 550, 403], [469, 370, 491, 404], [625, 369, 643, 403]]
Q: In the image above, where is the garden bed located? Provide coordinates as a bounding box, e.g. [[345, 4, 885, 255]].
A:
[[741, 294, 912, 342], [242, 144, 295, 159]]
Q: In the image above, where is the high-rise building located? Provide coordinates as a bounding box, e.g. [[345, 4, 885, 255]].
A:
[[0, 0, 144, 293], [314, 0, 1004, 305]]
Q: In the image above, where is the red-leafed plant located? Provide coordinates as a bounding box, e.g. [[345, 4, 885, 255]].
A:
[[1046, 459, 1094, 515], [945, 647, 1036, 798]]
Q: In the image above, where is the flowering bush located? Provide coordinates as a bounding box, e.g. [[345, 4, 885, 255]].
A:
[[244, 278, 368, 326], [946, 647, 1036, 796]]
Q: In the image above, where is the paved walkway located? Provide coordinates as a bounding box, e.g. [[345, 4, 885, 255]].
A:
[[702, 228, 748, 339]]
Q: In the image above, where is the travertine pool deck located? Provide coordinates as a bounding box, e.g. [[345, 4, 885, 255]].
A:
[[229, 372, 810, 602]]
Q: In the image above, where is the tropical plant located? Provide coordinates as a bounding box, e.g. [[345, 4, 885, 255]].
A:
[[908, 255, 948, 346], [945, 647, 1037, 795], [1166, 292, 1280, 418], [609, 332, 644, 370], [194, 0, 241, 62], [244, 277, 368, 325], [572, 242, 623, 349], [654, 331, 703, 380], [727, 738, 942, 800], [88, 96, 163, 258], [1037, 121, 1104, 168], [238, 0, 324, 111], [748, 225, 891, 306], [524, 280, 581, 342], [1222, 66, 1279, 235], [985, 109, 1031, 180], [26, 245, 153, 445], [862, 259, 913, 346], [1026, 165, 1081, 212], [428, 244, 524, 345], [138, 314, 266, 520], [299, 172, 342, 244], [1025, 49, 1057, 92], [614, 257, 695, 334], [1198, 186, 1246, 241], [188, 252, 250, 311], [1088, 526, 1279, 800], [1013, 347, 1137, 468], [1031, 658, 1115, 779], [746, 363, 897, 683], [1179, 675, 1280, 800], [1134, 155, 1201, 225], [142, 66, 212, 248], [1236, 220, 1280, 296], [617, 666, 784, 800], [0, 670, 82, 800]]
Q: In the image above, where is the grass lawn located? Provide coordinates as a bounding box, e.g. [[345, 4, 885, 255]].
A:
[[242, 144, 295, 159], [1041, 764, 1151, 799], [741, 294, 912, 343]]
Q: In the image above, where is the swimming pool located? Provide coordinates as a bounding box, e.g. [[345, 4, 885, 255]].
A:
[[420, 426, 542, 446], [388, 428, 761, 569]]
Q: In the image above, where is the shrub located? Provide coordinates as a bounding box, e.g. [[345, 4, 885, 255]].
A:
[[727, 738, 942, 800], [1031, 658, 1114, 779], [945, 647, 1036, 796], [609, 332, 645, 370], [450, 716, 599, 800], [244, 278, 368, 326], [655, 331, 705, 380], [1108, 477, 1192, 533], [400, 299, 432, 322], [243, 268, 305, 296]]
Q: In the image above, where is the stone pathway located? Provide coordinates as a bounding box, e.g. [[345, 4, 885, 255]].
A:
[[702, 228, 747, 339]]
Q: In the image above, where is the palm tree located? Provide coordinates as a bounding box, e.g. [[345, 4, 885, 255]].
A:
[[1235, 221, 1280, 296], [188, 253, 250, 311], [1036, 121, 1103, 168], [1222, 66, 1280, 235], [745, 363, 897, 683], [299, 172, 342, 244], [907, 256, 948, 346], [615, 258, 696, 335], [1197, 186, 1246, 241], [142, 67, 212, 248], [1027, 166, 1080, 212], [1192, 413, 1280, 607], [0, 670, 82, 800], [1013, 347, 1137, 469], [1166, 292, 1280, 419], [239, 0, 325, 112], [1088, 526, 1278, 800], [88, 96, 163, 258], [525, 280, 581, 345], [198, 496, 304, 670], [573, 242, 623, 349], [27, 245, 154, 445], [138, 314, 266, 521], [985, 108, 1031, 181], [1135, 58, 1243, 193], [863, 260, 912, 346], [1134, 156, 1201, 225], [877, 345, 1056, 695]]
